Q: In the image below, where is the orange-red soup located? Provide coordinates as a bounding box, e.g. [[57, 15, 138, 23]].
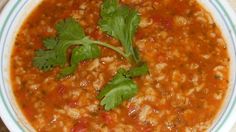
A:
[[11, 0, 229, 131]]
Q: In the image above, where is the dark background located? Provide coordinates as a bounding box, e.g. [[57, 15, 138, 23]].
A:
[[0, 1, 10, 131], [0, 119, 8, 132]]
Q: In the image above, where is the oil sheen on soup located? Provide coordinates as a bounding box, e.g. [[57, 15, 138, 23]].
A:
[[11, 0, 229, 131]]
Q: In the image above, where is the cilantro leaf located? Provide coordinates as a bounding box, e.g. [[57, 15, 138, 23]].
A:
[[57, 65, 77, 79], [127, 63, 149, 78], [54, 18, 88, 66], [57, 47, 80, 78], [33, 50, 57, 71], [55, 18, 85, 40], [97, 64, 148, 110], [58, 44, 100, 78], [75, 44, 101, 62], [99, 0, 141, 63], [97, 69, 138, 111], [43, 38, 58, 50], [33, 18, 88, 71], [33, 37, 59, 71]]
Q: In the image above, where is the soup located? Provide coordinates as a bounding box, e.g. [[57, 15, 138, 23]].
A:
[[11, 0, 229, 131]]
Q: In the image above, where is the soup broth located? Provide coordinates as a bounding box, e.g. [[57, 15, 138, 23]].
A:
[[11, 0, 229, 131]]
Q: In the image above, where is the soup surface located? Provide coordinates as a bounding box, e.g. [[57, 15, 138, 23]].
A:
[[11, 0, 229, 131]]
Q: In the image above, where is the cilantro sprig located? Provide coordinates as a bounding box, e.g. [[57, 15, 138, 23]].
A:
[[33, 18, 127, 78]]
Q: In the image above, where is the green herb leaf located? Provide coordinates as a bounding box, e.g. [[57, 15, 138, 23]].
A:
[[97, 64, 149, 110], [53, 18, 87, 66], [57, 47, 80, 78], [33, 18, 88, 72], [99, 0, 141, 63], [75, 44, 101, 62], [55, 18, 85, 40], [57, 65, 77, 79], [33, 50, 57, 71], [43, 38, 58, 50], [58, 44, 101, 78], [127, 63, 149, 78], [97, 68, 138, 111]]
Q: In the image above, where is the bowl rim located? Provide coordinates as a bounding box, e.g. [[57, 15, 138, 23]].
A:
[[0, 0, 236, 132], [208, 1, 236, 131]]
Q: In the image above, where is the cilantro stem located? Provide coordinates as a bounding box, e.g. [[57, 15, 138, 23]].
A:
[[89, 40, 128, 58], [71, 38, 128, 59]]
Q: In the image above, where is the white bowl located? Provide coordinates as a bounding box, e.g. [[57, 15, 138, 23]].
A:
[[0, 0, 236, 131]]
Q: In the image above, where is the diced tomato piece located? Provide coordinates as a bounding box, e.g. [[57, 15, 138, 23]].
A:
[[156, 52, 167, 62], [72, 119, 89, 132], [135, 124, 153, 132], [90, 30, 102, 40], [68, 100, 78, 108], [101, 112, 113, 125], [57, 83, 66, 95], [162, 18, 173, 30], [142, 127, 153, 132], [172, 1, 188, 15], [152, 15, 173, 30]]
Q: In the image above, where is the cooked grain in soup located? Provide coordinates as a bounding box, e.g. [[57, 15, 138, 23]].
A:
[[11, 0, 229, 131]]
